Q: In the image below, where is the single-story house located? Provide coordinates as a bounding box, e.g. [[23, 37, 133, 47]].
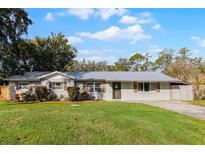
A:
[[6, 71, 193, 100]]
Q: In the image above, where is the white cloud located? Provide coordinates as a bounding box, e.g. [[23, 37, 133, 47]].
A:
[[119, 15, 139, 24], [67, 36, 83, 44], [190, 36, 200, 41], [78, 24, 151, 44], [190, 36, 205, 47], [201, 40, 205, 47], [190, 49, 205, 59], [76, 48, 120, 64], [139, 12, 152, 18], [148, 45, 163, 53], [119, 15, 154, 25], [67, 8, 127, 20], [152, 24, 161, 30], [145, 45, 163, 61], [45, 12, 54, 22], [67, 8, 95, 20], [96, 8, 127, 20]]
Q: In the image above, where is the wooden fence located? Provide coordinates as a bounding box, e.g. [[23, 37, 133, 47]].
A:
[[0, 86, 10, 100]]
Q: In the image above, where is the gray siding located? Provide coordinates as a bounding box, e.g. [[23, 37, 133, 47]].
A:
[[120, 82, 170, 100], [170, 85, 193, 100], [9, 73, 193, 101]]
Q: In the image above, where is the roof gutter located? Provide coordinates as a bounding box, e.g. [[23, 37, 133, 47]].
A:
[[4, 79, 41, 82]]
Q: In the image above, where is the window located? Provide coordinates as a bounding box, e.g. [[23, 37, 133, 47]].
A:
[[144, 83, 149, 91], [52, 82, 64, 90], [87, 83, 94, 92], [149, 83, 156, 91], [86, 82, 102, 92], [18, 83, 29, 90], [95, 83, 102, 92], [138, 82, 143, 91], [137, 82, 157, 92]]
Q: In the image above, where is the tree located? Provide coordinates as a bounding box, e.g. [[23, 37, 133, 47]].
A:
[[0, 9, 32, 79], [0, 33, 78, 78], [111, 58, 130, 71], [166, 59, 194, 82], [128, 53, 145, 71], [32, 33, 77, 71], [164, 48, 193, 82], [188, 57, 205, 100], [155, 48, 174, 73], [0, 39, 37, 78], [157, 47, 205, 100], [178, 47, 191, 62], [0, 9, 32, 43], [65, 59, 109, 71], [140, 52, 157, 71]]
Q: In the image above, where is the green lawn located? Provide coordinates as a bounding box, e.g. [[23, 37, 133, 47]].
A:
[[187, 100, 205, 107], [1, 101, 205, 144]]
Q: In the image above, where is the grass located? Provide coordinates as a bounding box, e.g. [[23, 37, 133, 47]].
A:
[[186, 100, 205, 107], [1, 100, 205, 144]]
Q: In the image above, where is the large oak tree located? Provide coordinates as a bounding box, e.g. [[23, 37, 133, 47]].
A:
[[0, 9, 32, 79]]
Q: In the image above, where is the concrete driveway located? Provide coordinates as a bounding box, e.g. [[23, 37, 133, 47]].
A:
[[127, 100, 205, 121]]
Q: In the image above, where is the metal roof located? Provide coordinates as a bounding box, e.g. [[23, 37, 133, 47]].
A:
[[6, 72, 49, 81], [6, 71, 181, 83]]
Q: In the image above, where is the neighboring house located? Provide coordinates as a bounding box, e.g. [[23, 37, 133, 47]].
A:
[[6, 71, 193, 100]]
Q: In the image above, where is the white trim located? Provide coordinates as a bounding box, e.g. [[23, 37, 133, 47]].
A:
[[17, 82, 30, 90], [51, 82, 64, 91], [87, 82, 102, 93], [137, 82, 158, 92], [38, 71, 75, 79]]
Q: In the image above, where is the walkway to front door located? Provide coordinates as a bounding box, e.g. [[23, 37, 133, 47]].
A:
[[127, 100, 205, 121]]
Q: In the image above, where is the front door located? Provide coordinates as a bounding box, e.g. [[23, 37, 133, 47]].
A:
[[113, 82, 121, 99]]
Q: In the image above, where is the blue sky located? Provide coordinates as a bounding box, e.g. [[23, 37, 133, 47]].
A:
[[25, 8, 205, 64]]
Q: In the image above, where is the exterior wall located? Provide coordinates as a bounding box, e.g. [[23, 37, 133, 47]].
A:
[[9, 81, 41, 99], [41, 74, 74, 98], [103, 82, 113, 100], [9, 74, 73, 99], [108, 82, 193, 101], [9, 76, 193, 101], [120, 82, 170, 101], [75, 82, 112, 100], [170, 85, 193, 100], [74, 82, 171, 101]]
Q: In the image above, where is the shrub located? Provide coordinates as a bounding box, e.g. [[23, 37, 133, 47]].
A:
[[14, 93, 24, 102], [23, 90, 37, 102], [67, 87, 80, 101], [47, 92, 58, 101], [59, 95, 65, 101], [35, 86, 49, 101], [78, 91, 93, 100], [201, 96, 205, 100]]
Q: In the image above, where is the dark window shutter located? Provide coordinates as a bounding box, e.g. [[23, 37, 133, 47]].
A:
[[133, 82, 138, 92], [156, 82, 160, 92], [138, 82, 143, 91]]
